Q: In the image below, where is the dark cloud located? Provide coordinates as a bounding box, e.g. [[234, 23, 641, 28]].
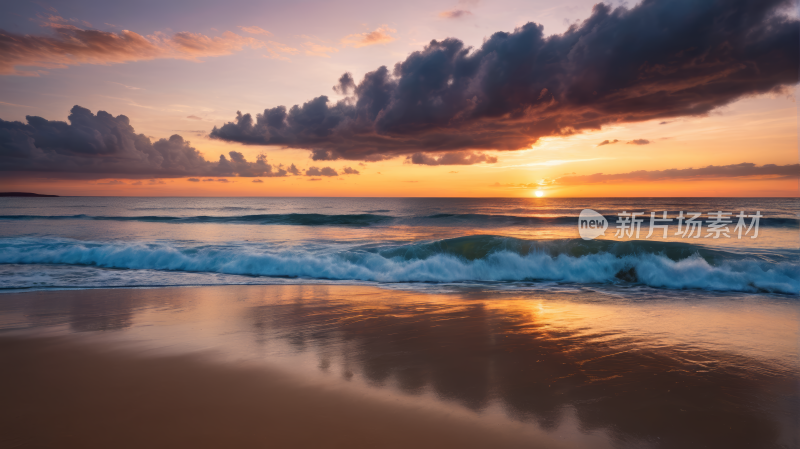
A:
[[407, 151, 497, 165], [597, 139, 619, 147], [252, 179, 263, 183], [0, 106, 290, 179], [187, 178, 200, 182], [332, 73, 356, 95], [557, 163, 800, 185], [287, 163, 300, 175], [342, 166, 360, 175], [210, 0, 799, 161], [305, 166, 338, 177], [627, 139, 650, 145]]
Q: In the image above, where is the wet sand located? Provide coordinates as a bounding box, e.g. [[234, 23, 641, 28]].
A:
[[0, 285, 797, 448], [0, 336, 571, 449]]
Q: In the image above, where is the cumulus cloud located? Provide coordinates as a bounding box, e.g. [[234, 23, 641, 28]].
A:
[[440, 10, 472, 19], [333, 73, 356, 95], [556, 163, 800, 185], [627, 139, 650, 145], [305, 166, 338, 177], [0, 106, 291, 178], [342, 166, 360, 174], [341, 26, 396, 48], [211, 0, 798, 162], [0, 16, 273, 76], [407, 151, 497, 165], [597, 139, 619, 147]]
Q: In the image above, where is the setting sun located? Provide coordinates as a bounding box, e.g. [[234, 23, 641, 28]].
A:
[[534, 190, 545, 197]]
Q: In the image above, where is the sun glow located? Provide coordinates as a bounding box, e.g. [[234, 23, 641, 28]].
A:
[[534, 190, 545, 197]]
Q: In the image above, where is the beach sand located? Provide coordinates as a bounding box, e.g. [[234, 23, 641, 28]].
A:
[[0, 285, 797, 448]]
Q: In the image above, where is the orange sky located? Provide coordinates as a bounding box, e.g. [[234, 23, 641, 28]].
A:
[[0, 0, 797, 197]]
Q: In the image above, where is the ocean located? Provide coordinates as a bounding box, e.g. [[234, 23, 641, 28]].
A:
[[0, 197, 798, 294], [1, 197, 799, 448]]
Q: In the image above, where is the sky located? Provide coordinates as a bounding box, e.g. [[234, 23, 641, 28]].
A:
[[0, 0, 798, 197]]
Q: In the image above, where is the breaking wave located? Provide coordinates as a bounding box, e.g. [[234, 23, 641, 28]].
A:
[[0, 236, 797, 294]]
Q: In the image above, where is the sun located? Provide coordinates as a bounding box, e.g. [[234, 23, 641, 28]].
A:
[[534, 190, 545, 197]]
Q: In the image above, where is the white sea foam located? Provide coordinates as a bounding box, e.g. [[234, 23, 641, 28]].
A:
[[1, 238, 797, 294]]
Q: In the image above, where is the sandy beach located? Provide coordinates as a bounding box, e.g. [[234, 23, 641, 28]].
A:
[[0, 285, 797, 448]]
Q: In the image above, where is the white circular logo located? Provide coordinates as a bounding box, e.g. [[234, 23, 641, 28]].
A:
[[578, 209, 608, 240]]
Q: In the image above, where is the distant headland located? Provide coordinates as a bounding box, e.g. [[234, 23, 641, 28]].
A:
[[0, 192, 60, 197]]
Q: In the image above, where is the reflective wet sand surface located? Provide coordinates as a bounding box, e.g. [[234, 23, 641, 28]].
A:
[[0, 285, 798, 448]]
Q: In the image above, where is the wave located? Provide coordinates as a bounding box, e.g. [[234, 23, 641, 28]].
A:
[[0, 213, 392, 226], [1, 212, 795, 228], [0, 236, 797, 294]]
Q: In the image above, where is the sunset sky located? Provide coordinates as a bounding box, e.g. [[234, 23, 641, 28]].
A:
[[0, 0, 798, 197]]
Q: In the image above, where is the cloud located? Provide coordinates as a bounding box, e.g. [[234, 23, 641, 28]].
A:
[[186, 115, 202, 120], [305, 166, 338, 176], [0, 105, 291, 179], [252, 179, 263, 183], [341, 26, 396, 48], [342, 166, 360, 174], [303, 42, 338, 58], [238, 26, 272, 36], [407, 151, 497, 165], [187, 178, 200, 182], [287, 163, 300, 175], [96, 179, 125, 185], [627, 139, 650, 145], [333, 73, 356, 95], [440, 10, 472, 19], [597, 139, 619, 147], [264, 41, 299, 60], [0, 20, 268, 76], [556, 163, 800, 185], [211, 0, 798, 162]]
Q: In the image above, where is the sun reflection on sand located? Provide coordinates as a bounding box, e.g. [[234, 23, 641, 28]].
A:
[[1, 285, 797, 448]]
